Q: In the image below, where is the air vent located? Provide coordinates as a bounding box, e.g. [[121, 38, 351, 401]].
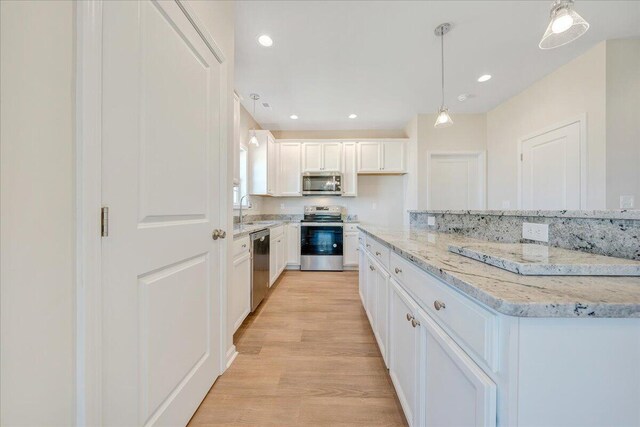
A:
[[262, 102, 272, 110]]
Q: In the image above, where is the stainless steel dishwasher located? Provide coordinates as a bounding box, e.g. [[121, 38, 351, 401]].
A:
[[250, 229, 270, 311]]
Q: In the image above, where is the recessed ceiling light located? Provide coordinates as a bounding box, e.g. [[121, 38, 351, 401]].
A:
[[348, 114, 357, 119], [289, 114, 298, 120], [477, 74, 492, 82], [257, 35, 273, 47]]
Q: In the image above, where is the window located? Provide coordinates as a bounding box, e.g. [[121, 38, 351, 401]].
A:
[[233, 146, 251, 209]]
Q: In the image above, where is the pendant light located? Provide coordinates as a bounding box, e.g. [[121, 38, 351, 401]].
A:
[[249, 93, 260, 146], [434, 23, 453, 129], [539, 0, 590, 50]]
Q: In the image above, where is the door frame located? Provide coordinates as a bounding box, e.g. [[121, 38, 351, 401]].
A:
[[75, 1, 229, 425], [426, 151, 487, 210], [516, 114, 588, 209]]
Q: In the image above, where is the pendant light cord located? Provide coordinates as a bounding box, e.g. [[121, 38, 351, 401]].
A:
[[441, 31, 445, 108]]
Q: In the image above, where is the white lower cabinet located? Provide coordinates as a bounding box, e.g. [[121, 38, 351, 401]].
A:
[[358, 242, 366, 305], [343, 231, 359, 267], [286, 223, 300, 267], [365, 255, 377, 327], [374, 260, 389, 365], [389, 278, 419, 426], [417, 308, 497, 427], [230, 243, 251, 333], [269, 225, 285, 286]]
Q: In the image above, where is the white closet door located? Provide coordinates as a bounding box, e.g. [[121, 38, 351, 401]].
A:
[[521, 121, 582, 209], [428, 152, 485, 210], [101, 1, 224, 425]]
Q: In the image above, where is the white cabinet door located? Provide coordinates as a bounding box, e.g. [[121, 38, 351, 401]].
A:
[[342, 142, 358, 196], [382, 141, 404, 172], [358, 141, 381, 172], [389, 278, 419, 427], [230, 252, 251, 333], [278, 142, 301, 196], [269, 235, 278, 286], [417, 308, 497, 427], [365, 255, 377, 327], [302, 142, 323, 172], [267, 134, 277, 195], [286, 223, 300, 265], [343, 232, 359, 267], [358, 243, 366, 305], [322, 142, 342, 171], [375, 264, 390, 366]]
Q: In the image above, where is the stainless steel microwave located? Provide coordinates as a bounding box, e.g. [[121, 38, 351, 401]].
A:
[[301, 172, 343, 196]]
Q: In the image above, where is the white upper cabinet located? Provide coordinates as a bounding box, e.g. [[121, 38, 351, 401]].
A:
[[342, 142, 358, 197], [322, 143, 342, 171], [302, 142, 342, 172], [381, 141, 405, 172], [278, 142, 302, 196], [302, 143, 323, 172], [248, 130, 277, 196], [357, 140, 406, 174], [358, 142, 381, 173]]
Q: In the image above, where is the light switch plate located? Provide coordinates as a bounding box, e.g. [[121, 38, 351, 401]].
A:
[[427, 216, 436, 226], [620, 195, 635, 209], [522, 222, 549, 243]]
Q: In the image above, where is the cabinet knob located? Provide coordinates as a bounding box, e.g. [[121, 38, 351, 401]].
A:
[[376, 251, 381, 256], [411, 318, 420, 328], [366, 244, 371, 248], [406, 313, 414, 322], [394, 267, 402, 274], [434, 300, 446, 311], [242, 244, 247, 248], [369, 265, 375, 271]]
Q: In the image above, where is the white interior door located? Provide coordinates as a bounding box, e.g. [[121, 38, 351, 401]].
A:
[[101, 1, 224, 425], [428, 152, 485, 210], [521, 121, 582, 209]]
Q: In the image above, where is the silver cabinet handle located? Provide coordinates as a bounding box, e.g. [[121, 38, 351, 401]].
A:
[[434, 300, 446, 311], [406, 313, 414, 322], [394, 267, 402, 274], [411, 318, 420, 328], [376, 251, 381, 256]]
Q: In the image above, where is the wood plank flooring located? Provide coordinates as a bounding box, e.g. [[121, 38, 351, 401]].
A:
[[188, 270, 408, 427]]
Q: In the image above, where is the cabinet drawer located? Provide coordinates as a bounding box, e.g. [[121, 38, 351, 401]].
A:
[[390, 252, 498, 371], [233, 236, 250, 258], [344, 223, 359, 232], [270, 225, 284, 239], [367, 237, 390, 270]]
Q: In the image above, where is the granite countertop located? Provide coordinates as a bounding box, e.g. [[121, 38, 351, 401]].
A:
[[358, 225, 640, 318], [233, 221, 289, 239], [408, 209, 640, 220]]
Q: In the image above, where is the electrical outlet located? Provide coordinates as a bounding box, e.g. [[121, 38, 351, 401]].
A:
[[427, 216, 436, 226], [522, 222, 549, 243], [620, 195, 635, 209], [280, 203, 285, 210], [501, 200, 511, 209]]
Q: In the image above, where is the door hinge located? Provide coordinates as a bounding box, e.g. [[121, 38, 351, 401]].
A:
[[520, 153, 523, 161], [101, 206, 109, 237]]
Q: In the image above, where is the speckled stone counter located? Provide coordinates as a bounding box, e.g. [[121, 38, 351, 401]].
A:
[[232, 221, 289, 239], [358, 225, 640, 318]]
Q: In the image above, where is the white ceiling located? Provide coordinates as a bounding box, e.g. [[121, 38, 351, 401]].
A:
[[235, 1, 640, 130]]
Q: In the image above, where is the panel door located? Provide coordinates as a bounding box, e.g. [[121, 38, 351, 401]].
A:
[[269, 235, 278, 286], [358, 142, 381, 172], [286, 223, 300, 265], [342, 142, 358, 196], [429, 152, 485, 210], [267, 134, 277, 195], [365, 255, 378, 328], [277, 235, 285, 275], [418, 309, 497, 427], [389, 279, 419, 427], [278, 142, 302, 196], [230, 252, 251, 333], [382, 141, 405, 172], [375, 264, 390, 366], [343, 232, 359, 266], [521, 121, 581, 209], [322, 142, 342, 171], [302, 142, 323, 172], [101, 1, 224, 425], [358, 244, 366, 305]]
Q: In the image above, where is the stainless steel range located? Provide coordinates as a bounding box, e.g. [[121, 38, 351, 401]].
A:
[[300, 206, 344, 271]]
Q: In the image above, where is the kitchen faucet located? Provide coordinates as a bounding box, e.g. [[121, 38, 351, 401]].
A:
[[239, 194, 249, 228]]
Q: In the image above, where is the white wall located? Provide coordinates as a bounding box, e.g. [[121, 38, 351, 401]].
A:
[[260, 175, 406, 228], [606, 39, 640, 209], [1, 1, 76, 425], [486, 42, 607, 209]]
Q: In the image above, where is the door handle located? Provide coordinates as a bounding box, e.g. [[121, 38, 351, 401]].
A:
[[212, 229, 227, 240]]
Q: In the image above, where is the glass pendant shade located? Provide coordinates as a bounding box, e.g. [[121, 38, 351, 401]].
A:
[[249, 131, 259, 146], [539, 1, 589, 49], [434, 107, 453, 128]]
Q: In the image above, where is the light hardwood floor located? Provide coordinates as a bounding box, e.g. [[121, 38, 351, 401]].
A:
[[188, 270, 408, 426]]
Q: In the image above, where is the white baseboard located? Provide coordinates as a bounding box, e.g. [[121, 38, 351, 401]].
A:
[[225, 345, 238, 370]]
